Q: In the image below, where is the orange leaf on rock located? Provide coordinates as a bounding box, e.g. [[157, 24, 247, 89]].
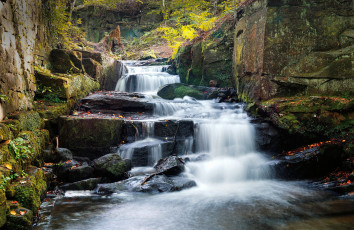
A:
[[10, 210, 16, 215], [19, 210, 26, 215]]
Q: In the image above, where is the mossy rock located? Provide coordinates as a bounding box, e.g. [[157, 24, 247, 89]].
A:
[[14, 130, 49, 167], [157, 83, 203, 100], [259, 96, 354, 139], [93, 154, 129, 180], [0, 190, 7, 227], [2, 120, 21, 138], [49, 49, 83, 74], [8, 111, 41, 133], [4, 208, 33, 230], [12, 167, 47, 213], [35, 70, 100, 101], [59, 116, 123, 159]]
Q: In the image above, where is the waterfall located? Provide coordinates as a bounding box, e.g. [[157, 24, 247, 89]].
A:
[[115, 62, 180, 93]]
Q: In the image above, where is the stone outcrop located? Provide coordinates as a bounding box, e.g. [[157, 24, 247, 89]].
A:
[[233, 0, 353, 102], [173, 15, 235, 87], [59, 116, 123, 159], [0, 0, 49, 121], [78, 91, 154, 113], [73, 5, 163, 43]]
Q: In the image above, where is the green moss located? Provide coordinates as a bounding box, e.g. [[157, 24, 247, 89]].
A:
[[4, 208, 33, 230], [13, 168, 46, 213], [8, 112, 41, 132], [0, 190, 6, 227], [174, 86, 203, 99], [2, 120, 21, 138], [259, 96, 354, 139]]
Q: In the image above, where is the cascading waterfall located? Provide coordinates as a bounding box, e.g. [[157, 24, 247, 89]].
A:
[[38, 61, 354, 230], [115, 63, 180, 93]]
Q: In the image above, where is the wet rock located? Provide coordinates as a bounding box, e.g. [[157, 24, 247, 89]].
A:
[[55, 148, 73, 162], [154, 156, 185, 176], [118, 140, 175, 167], [154, 120, 194, 139], [55, 160, 94, 182], [78, 91, 153, 113], [253, 121, 281, 153], [94, 175, 196, 195], [271, 143, 346, 180], [93, 154, 130, 181], [169, 176, 197, 191], [60, 178, 102, 191], [182, 153, 210, 162]]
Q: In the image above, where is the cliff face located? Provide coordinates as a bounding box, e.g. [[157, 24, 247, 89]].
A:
[[173, 15, 235, 87], [73, 5, 162, 43], [234, 0, 353, 102], [0, 0, 49, 121]]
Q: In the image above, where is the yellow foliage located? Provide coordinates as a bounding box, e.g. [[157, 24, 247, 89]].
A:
[[155, 0, 244, 59]]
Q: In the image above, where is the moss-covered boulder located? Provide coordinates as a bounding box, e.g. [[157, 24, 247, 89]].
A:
[[49, 49, 84, 74], [35, 70, 100, 101], [10, 167, 47, 213], [157, 84, 203, 100], [59, 116, 123, 159], [93, 154, 130, 180]]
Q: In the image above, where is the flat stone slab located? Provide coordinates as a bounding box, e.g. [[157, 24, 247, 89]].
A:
[[78, 91, 154, 113]]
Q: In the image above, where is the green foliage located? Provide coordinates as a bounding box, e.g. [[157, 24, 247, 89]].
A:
[[0, 95, 9, 102], [8, 138, 33, 164], [0, 173, 19, 191], [155, 0, 243, 58]]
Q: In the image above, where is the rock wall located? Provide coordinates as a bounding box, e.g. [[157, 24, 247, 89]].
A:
[[73, 5, 162, 43], [173, 15, 235, 87], [0, 0, 49, 121], [234, 0, 354, 102]]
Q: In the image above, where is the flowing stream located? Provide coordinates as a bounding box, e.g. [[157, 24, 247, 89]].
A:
[[36, 61, 354, 230]]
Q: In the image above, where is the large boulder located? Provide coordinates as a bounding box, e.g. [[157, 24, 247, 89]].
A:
[[157, 83, 203, 100], [59, 116, 123, 159], [49, 49, 84, 74], [93, 154, 131, 180], [35, 69, 100, 100]]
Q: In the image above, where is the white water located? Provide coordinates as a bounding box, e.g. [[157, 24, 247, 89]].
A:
[[115, 63, 180, 93]]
